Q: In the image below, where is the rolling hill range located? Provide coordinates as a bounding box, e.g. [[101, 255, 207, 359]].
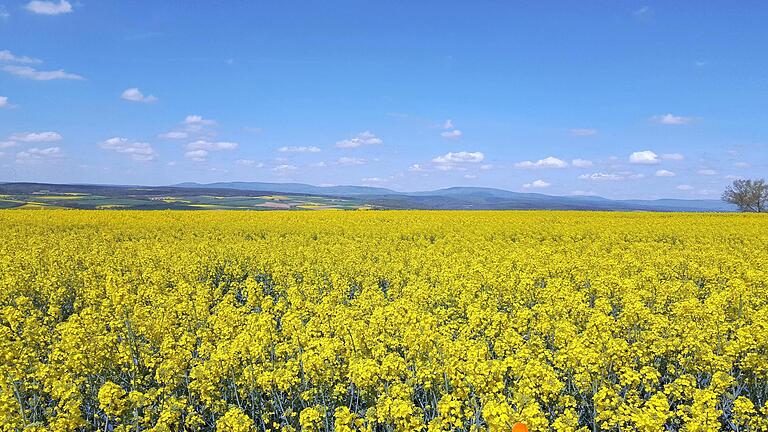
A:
[[176, 182, 736, 212], [0, 182, 736, 211]]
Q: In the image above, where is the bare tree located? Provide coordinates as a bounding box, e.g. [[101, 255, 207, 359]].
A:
[[722, 179, 767, 212]]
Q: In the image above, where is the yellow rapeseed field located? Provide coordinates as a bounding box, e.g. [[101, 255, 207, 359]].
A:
[[1, 210, 767, 431]]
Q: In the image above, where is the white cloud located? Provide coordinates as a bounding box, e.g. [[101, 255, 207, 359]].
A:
[[661, 153, 685, 161], [655, 169, 676, 177], [733, 162, 751, 168], [185, 140, 237, 151], [158, 131, 188, 140], [0, 6, 9, 19], [432, 151, 485, 164], [0, 50, 41, 64], [442, 119, 454, 129], [309, 161, 327, 168], [571, 158, 593, 168], [463, 174, 476, 179], [480, 164, 493, 171], [25, 0, 72, 15], [121, 88, 158, 103], [184, 149, 208, 162], [335, 131, 382, 148], [181, 115, 217, 135], [633, 6, 652, 17], [523, 179, 551, 189], [0, 96, 7, 108], [569, 128, 598, 137], [16, 146, 62, 160], [0, 141, 16, 149], [277, 146, 321, 153], [99, 137, 156, 161], [337, 157, 367, 166], [184, 115, 216, 126], [677, 184, 694, 191], [236, 159, 264, 167], [9, 131, 62, 142], [579, 173, 626, 181], [629, 150, 660, 165], [514, 156, 567, 169], [273, 164, 297, 172], [409, 163, 427, 172], [440, 129, 462, 139], [652, 114, 692, 125], [362, 177, 386, 183], [697, 169, 718, 176], [3, 65, 83, 80]]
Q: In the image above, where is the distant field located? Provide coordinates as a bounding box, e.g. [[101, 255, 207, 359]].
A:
[[0, 189, 369, 210], [1, 210, 766, 430]]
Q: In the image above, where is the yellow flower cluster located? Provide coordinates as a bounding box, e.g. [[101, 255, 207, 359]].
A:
[[1, 210, 767, 431]]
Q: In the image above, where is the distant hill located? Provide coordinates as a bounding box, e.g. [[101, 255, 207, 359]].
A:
[[176, 181, 736, 212], [174, 181, 399, 196]]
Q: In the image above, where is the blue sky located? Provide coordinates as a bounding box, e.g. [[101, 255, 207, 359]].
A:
[[1, 1, 766, 198]]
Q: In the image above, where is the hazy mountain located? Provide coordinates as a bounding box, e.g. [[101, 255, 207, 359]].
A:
[[174, 182, 399, 196], [176, 182, 736, 212]]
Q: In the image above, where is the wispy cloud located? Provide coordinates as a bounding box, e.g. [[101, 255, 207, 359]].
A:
[[3, 65, 83, 80], [336, 157, 367, 166], [440, 120, 462, 139], [432, 151, 484, 164], [514, 156, 567, 169], [184, 149, 208, 162], [362, 177, 386, 184], [677, 184, 694, 191], [236, 159, 264, 167], [9, 131, 62, 142], [661, 153, 684, 161], [16, 146, 62, 160], [651, 114, 693, 125], [273, 164, 297, 172], [121, 88, 158, 103], [0, 50, 41, 64], [440, 129, 462, 139], [182, 139, 236, 162], [335, 131, 382, 148], [277, 146, 321, 153], [579, 172, 644, 181], [25, 0, 73, 15], [655, 169, 676, 177], [186, 140, 237, 151], [697, 169, 718, 176], [571, 158, 593, 168], [161, 115, 217, 139], [633, 6, 652, 17], [158, 131, 188, 140], [99, 137, 156, 161], [0, 96, 8, 108], [569, 128, 598, 137], [523, 179, 551, 189]]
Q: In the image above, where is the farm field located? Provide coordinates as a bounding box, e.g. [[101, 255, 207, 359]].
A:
[[0, 189, 365, 211], [1, 210, 767, 431]]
